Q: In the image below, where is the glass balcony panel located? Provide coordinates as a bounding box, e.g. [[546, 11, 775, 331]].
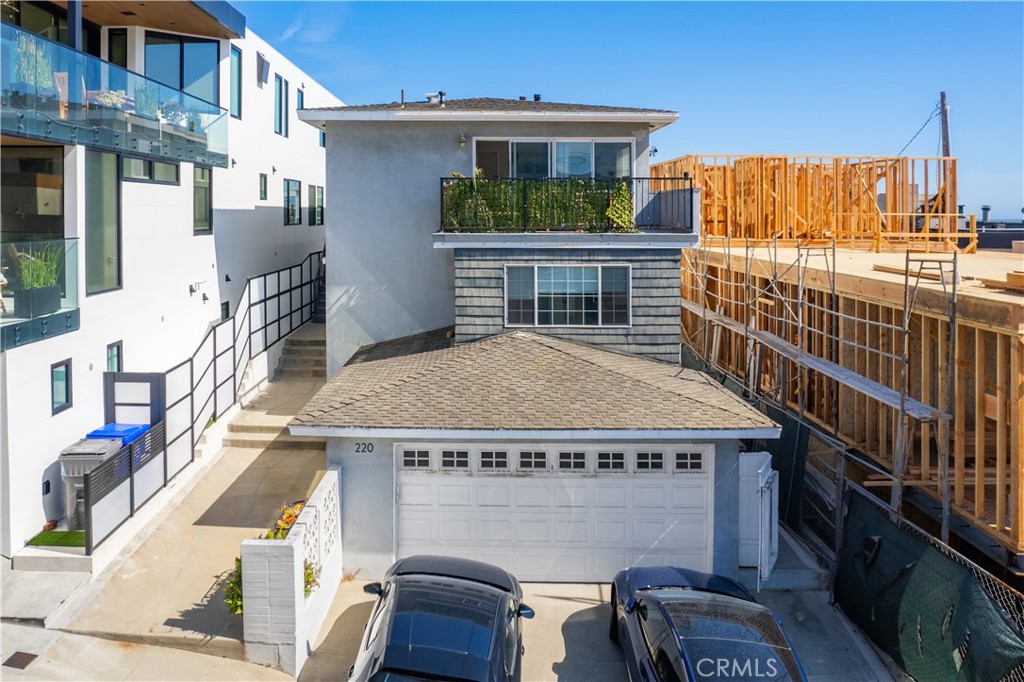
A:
[[1, 23, 227, 167], [1, 237, 78, 325]]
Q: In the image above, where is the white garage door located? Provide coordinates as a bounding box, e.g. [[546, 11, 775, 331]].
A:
[[395, 444, 714, 582]]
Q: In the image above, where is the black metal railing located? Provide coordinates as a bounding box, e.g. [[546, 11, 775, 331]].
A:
[[439, 176, 694, 233]]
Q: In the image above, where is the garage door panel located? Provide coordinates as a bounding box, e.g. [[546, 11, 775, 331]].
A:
[[555, 519, 588, 543], [594, 518, 628, 544], [476, 482, 512, 507], [438, 482, 473, 506], [516, 519, 551, 542], [593, 485, 628, 508], [671, 481, 708, 508], [398, 516, 433, 542], [515, 483, 551, 507], [479, 518, 512, 542], [400, 482, 432, 506], [632, 484, 668, 508], [555, 484, 587, 507]]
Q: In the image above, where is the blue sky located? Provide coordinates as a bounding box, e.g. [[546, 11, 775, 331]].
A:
[[237, 1, 1024, 219]]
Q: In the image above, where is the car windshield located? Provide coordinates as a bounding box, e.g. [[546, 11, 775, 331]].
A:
[[657, 591, 802, 680], [390, 578, 499, 658]]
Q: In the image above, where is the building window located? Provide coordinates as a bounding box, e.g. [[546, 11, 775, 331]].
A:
[[194, 166, 212, 233], [259, 173, 268, 200], [480, 451, 508, 470], [122, 157, 178, 184], [319, 130, 326, 148], [51, 359, 72, 414], [274, 74, 289, 136], [441, 450, 469, 469], [4, 2, 101, 57], [85, 149, 120, 295], [402, 450, 430, 468], [144, 31, 219, 105], [558, 452, 586, 471], [0, 146, 63, 243], [636, 452, 664, 471], [108, 28, 128, 68], [505, 265, 630, 327], [106, 341, 122, 372], [297, 88, 304, 110], [519, 451, 547, 470], [675, 452, 703, 471], [283, 179, 301, 225], [597, 452, 625, 471], [230, 46, 242, 119], [308, 185, 324, 226], [221, 301, 230, 321], [476, 139, 632, 179]]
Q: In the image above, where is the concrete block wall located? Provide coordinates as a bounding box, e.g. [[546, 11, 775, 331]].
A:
[[242, 469, 342, 676]]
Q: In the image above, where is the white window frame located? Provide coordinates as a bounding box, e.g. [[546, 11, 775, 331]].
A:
[[503, 263, 632, 329], [635, 451, 666, 472], [401, 449, 431, 469], [472, 137, 636, 179], [557, 450, 589, 472], [440, 449, 470, 470], [596, 451, 628, 473], [479, 449, 510, 471], [674, 451, 705, 472]]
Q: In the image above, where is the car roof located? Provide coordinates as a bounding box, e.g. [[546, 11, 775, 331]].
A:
[[630, 566, 754, 602], [387, 555, 520, 595]]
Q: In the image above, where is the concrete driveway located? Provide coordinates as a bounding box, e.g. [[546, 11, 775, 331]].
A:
[[301, 581, 900, 682]]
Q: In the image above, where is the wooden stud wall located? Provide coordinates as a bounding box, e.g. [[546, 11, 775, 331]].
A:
[[654, 154, 977, 253], [682, 249, 1024, 552]]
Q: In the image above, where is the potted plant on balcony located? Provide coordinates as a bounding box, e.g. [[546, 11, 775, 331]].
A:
[[89, 89, 130, 133], [13, 243, 62, 318], [606, 180, 638, 233], [127, 83, 160, 139], [12, 33, 55, 110]]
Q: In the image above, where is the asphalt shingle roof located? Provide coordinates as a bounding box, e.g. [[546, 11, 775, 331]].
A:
[[306, 97, 676, 114], [292, 332, 774, 432]]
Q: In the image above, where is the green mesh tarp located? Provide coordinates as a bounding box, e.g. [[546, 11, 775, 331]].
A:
[[835, 493, 1024, 681]]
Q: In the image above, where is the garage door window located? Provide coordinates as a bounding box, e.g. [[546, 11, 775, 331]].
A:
[[403, 450, 430, 468], [441, 450, 469, 469], [675, 452, 703, 471], [597, 451, 626, 471], [636, 452, 664, 471], [558, 451, 587, 471], [480, 451, 508, 469], [519, 451, 547, 470]]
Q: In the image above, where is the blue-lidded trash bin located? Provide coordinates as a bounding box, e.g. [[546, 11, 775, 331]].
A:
[[86, 423, 150, 446]]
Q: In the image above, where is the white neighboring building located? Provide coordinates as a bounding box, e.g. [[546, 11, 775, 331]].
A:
[[0, 0, 341, 558]]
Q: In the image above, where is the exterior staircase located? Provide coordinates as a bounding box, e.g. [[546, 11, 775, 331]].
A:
[[312, 272, 326, 323], [222, 415, 325, 451], [274, 328, 326, 379]]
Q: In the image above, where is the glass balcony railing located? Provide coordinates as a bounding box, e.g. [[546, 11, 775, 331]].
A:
[[1, 23, 227, 167], [1, 237, 80, 349]]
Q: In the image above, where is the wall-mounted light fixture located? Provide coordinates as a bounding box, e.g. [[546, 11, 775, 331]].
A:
[[202, 293, 209, 303], [272, 166, 277, 174], [458, 134, 467, 148], [225, 274, 231, 282], [650, 146, 658, 158], [231, 158, 237, 167], [188, 284, 197, 295]]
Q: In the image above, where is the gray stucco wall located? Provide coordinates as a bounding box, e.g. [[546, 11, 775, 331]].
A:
[[454, 248, 681, 363], [328, 436, 741, 581], [324, 120, 652, 374]]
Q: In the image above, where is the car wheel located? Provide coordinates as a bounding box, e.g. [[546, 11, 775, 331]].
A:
[[608, 587, 619, 643]]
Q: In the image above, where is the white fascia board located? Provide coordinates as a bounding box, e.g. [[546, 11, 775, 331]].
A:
[[298, 109, 679, 131], [288, 425, 781, 440]]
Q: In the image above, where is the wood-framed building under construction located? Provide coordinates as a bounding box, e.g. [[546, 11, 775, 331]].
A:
[[656, 153, 1024, 574]]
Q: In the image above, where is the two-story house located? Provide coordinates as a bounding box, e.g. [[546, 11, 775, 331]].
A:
[[293, 96, 779, 582], [0, 0, 340, 558]]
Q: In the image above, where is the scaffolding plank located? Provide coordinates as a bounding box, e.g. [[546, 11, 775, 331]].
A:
[[681, 298, 950, 422]]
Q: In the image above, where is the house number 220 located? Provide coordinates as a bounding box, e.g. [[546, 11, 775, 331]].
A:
[[355, 442, 374, 453]]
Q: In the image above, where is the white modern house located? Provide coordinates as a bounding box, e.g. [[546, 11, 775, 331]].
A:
[[0, 0, 340, 559], [294, 96, 781, 582]]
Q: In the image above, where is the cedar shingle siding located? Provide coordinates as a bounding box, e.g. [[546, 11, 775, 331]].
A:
[[454, 248, 681, 363]]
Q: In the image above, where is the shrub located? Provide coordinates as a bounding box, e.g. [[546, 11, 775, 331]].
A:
[[224, 556, 243, 614]]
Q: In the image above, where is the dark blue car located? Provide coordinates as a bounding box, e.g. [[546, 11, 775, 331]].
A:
[[350, 555, 535, 682], [610, 566, 807, 682]]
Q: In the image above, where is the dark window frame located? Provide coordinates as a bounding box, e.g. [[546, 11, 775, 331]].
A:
[[259, 173, 268, 200], [4, 1, 101, 57], [51, 358, 72, 415], [283, 178, 301, 225], [274, 74, 289, 136], [308, 184, 324, 226], [193, 165, 213, 234], [319, 130, 326, 148], [85, 149, 122, 296], [106, 340, 123, 372], [144, 29, 221, 106], [229, 45, 242, 119], [296, 88, 304, 111], [121, 156, 179, 185]]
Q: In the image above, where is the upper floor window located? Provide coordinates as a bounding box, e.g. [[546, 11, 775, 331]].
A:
[[274, 74, 289, 136], [259, 173, 268, 200], [2, 1, 100, 56], [297, 88, 304, 110], [283, 179, 301, 225], [230, 46, 242, 119], [144, 31, 219, 105], [319, 130, 326, 148], [51, 358, 72, 414], [194, 166, 212, 234], [476, 139, 633, 179], [505, 265, 631, 327], [308, 185, 324, 226]]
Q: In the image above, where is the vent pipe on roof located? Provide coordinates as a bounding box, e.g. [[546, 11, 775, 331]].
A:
[[519, 96, 526, 101], [401, 89, 405, 108], [533, 94, 541, 102], [438, 91, 446, 107], [425, 92, 439, 105], [982, 205, 991, 221]]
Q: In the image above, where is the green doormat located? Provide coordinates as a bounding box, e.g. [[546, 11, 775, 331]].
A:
[[26, 530, 86, 547]]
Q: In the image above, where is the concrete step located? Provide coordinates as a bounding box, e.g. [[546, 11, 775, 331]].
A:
[[284, 337, 327, 348], [275, 367, 325, 378], [280, 357, 324, 368], [280, 347, 326, 358], [227, 422, 290, 434], [222, 434, 325, 450]]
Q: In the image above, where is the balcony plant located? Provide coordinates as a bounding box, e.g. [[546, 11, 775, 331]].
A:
[[12, 33, 55, 108], [133, 83, 159, 120], [13, 243, 62, 318], [606, 180, 638, 232]]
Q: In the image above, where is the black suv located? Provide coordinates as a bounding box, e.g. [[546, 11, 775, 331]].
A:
[[350, 555, 535, 682]]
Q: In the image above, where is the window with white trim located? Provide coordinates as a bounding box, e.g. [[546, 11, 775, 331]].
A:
[[519, 451, 547, 470], [441, 450, 469, 469], [506, 265, 630, 327], [597, 452, 626, 471], [402, 450, 430, 468], [636, 452, 664, 471], [558, 451, 587, 471], [480, 451, 508, 470], [475, 139, 633, 179], [675, 452, 703, 471]]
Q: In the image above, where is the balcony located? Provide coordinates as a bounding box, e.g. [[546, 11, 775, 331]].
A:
[[1, 23, 227, 167], [1, 238, 80, 349], [434, 176, 699, 249]]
